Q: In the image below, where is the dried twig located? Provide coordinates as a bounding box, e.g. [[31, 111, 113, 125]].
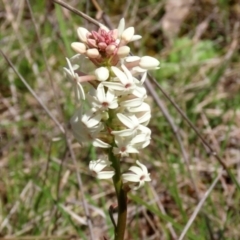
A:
[[0, 50, 64, 133], [147, 73, 240, 191], [178, 169, 223, 240], [52, 0, 100, 27]]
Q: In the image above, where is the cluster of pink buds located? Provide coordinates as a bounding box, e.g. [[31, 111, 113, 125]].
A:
[[64, 19, 159, 189], [71, 19, 142, 66]]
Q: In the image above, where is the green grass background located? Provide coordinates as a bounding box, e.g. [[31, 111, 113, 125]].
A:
[[0, 0, 240, 239]]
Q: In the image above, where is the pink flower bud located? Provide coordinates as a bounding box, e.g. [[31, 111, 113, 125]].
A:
[[98, 42, 107, 50], [106, 45, 116, 55], [112, 29, 118, 40], [87, 39, 97, 48], [92, 31, 105, 42]]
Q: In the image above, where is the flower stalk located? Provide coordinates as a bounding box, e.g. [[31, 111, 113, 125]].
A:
[[64, 18, 159, 239], [109, 148, 128, 240]]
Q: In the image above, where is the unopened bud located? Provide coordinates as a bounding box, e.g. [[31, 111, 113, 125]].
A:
[[106, 45, 116, 55], [139, 56, 160, 70], [129, 35, 142, 42], [86, 49, 100, 59], [125, 56, 140, 63], [98, 42, 107, 50], [77, 27, 90, 43], [71, 42, 86, 54], [121, 27, 134, 42], [94, 67, 109, 81], [87, 39, 97, 48], [117, 18, 125, 37], [117, 46, 130, 58]]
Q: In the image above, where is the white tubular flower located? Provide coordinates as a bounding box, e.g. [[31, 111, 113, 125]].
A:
[[128, 102, 150, 113], [93, 138, 111, 148], [113, 136, 139, 157], [89, 159, 115, 179], [71, 108, 110, 148], [90, 84, 118, 110], [112, 113, 150, 137], [81, 109, 102, 130], [112, 113, 140, 137], [103, 65, 145, 98], [113, 133, 150, 157], [64, 58, 85, 101], [122, 160, 151, 189], [120, 97, 143, 108], [136, 111, 151, 126], [94, 67, 109, 81], [131, 132, 151, 149], [112, 65, 133, 88], [70, 108, 103, 144]]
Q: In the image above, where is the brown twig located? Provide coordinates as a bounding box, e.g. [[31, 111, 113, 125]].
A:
[[52, 0, 100, 27], [147, 73, 240, 191], [0, 50, 65, 134], [178, 169, 223, 240]]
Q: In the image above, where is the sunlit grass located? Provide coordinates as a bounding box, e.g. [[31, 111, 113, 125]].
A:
[[1, 0, 240, 239]]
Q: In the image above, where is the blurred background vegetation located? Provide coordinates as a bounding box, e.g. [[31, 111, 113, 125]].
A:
[[0, 0, 240, 239]]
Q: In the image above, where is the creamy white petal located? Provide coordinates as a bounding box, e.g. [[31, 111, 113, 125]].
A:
[[93, 138, 111, 148], [125, 56, 140, 62], [122, 27, 134, 42], [129, 35, 142, 42], [136, 160, 149, 175], [129, 166, 143, 175], [95, 67, 109, 81], [121, 64, 133, 83], [111, 128, 136, 137], [77, 27, 90, 42], [120, 98, 143, 108], [97, 171, 115, 179], [102, 82, 126, 91], [117, 18, 125, 37], [117, 113, 138, 129], [71, 42, 86, 54], [137, 112, 151, 124], [122, 173, 140, 182], [111, 66, 128, 85], [89, 160, 108, 172], [139, 56, 160, 70], [96, 84, 105, 103]]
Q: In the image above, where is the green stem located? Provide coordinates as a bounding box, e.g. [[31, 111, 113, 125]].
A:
[[108, 148, 127, 240]]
